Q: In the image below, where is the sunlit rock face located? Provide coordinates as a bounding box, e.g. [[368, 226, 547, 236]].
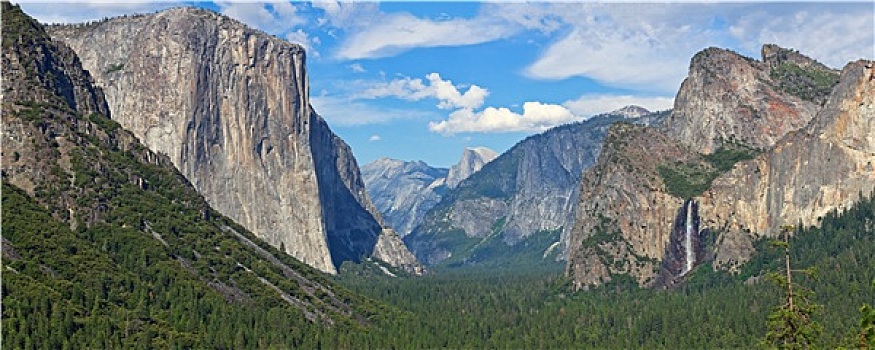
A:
[[50, 7, 421, 274]]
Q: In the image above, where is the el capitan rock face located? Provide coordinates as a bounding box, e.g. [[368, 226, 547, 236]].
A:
[[49, 7, 419, 274]]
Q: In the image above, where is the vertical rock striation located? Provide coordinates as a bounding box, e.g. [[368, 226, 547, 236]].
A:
[[361, 158, 449, 237], [565, 124, 695, 289], [407, 109, 666, 267], [445, 147, 498, 188], [565, 46, 849, 290], [700, 60, 875, 271], [49, 7, 419, 274]]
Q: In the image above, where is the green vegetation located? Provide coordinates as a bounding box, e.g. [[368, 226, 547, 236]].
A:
[[659, 143, 758, 198], [761, 226, 823, 349], [334, 194, 875, 348], [770, 62, 840, 103], [105, 63, 125, 73], [452, 151, 521, 200]]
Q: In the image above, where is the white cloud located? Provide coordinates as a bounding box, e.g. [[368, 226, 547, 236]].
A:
[[524, 4, 721, 94], [349, 63, 366, 73], [428, 102, 576, 135], [285, 29, 319, 56], [728, 6, 874, 69], [358, 73, 489, 110], [310, 96, 433, 126], [369, 134, 381, 142], [19, 1, 180, 24], [334, 13, 518, 60], [216, 1, 306, 35], [314, 2, 557, 60], [524, 3, 873, 94], [563, 95, 675, 119]]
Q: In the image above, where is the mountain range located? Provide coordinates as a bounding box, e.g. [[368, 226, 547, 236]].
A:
[[402, 107, 667, 268], [361, 147, 497, 237]]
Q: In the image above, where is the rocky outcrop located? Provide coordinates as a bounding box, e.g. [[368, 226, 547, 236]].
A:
[[49, 7, 419, 274], [662, 46, 825, 154], [407, 109, 667, 267], [700, 60, 875, 271], [361, 158, 449, 237], [2, 4, 370, 326], [565, 46, 861, 291], [445, 147, 498, 188], [565, 124, 695, 289], [361, 147, 496, 238]]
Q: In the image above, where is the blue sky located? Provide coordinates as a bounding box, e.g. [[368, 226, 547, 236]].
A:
[[20, 1, 875, 167]]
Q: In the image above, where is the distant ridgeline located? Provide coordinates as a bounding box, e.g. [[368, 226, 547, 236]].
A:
[[403, 108, 667, 270]]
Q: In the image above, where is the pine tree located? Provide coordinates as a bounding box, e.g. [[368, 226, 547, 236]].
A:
[[858, 280, 875, 349], [762, 225, 823, 349]]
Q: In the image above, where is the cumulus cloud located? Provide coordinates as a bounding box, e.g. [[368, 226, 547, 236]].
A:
[[563, 95, 675, 119], [368, 134, 381, 142], [349, 63, 367, 73], [429, 102, 576, 135], [358, 73, 489, 110]]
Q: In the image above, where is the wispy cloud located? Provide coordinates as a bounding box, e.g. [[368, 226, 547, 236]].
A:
[[524, 3, 873, 93], [728, 6, 873, 69], [215, 1, 306, 35], [368, 134, 381, 142], [349, 63, 367, 73], [563, 95, 674, 119], [310, 95, 433, 126], [314, 2, 557, 60], [19, 1, 180, 24]]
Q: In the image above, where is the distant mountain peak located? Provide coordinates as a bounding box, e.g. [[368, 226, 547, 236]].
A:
[[446, 146, 498, 188], [609, 105, 652, 118]]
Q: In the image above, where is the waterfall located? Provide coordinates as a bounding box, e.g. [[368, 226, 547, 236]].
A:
[[684, 200, 695, 274]]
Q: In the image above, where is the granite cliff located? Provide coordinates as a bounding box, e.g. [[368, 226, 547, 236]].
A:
[[445, 147, 498, 188], [701, 60, 875, 271], [406, 109, 667, 267], [565, 124, 697, 288], [49, 7, 419, 274], [2, 3, 371, 334], [662, 46, 833, 154], [362, 158, 449, 237], [566, 46, 853, 290], [361, 147, 496, 237]]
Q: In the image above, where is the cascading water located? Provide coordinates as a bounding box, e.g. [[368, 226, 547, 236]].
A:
[[683, 200, 695, 274]]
